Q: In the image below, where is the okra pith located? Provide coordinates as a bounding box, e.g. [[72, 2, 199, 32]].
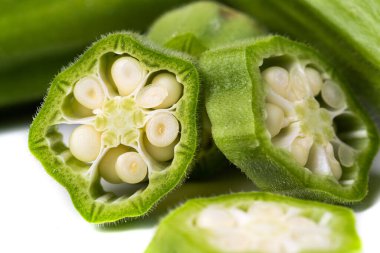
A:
[[200, 35, 379, 203], [146, 192, 361, 253], [29, 32, 200, 223]]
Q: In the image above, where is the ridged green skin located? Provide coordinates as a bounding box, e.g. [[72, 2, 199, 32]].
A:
[[0, 0, 193, 108], [28, 33, 200, 223], [221, 0, 380, 126], [199, 36, 379, 203], [146, 192, 361, 253], [148, 2, 266, 178]]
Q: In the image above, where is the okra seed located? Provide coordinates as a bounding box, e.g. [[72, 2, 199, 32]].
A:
[[111, 56, 145, 96], [321, 80, 346, 109], [265, 103, 285, 137], [143, 135, 178, 162], [73, 77, 105, 110], [197, 207, 236, 229], [289, 67, 309, 101], [290, 137, 313, 166], [69, 125, 102, 163], [262, 66, 289, 97], [151, 73, 183, 109], [325, 143, 342, 180], [98, 146, 130, 184], [115, 152, 148, 184], [146, 113, 180, 147], [305, 67, 323, 96], [338, 144, 355, 167], [136, 84, 168, 108]]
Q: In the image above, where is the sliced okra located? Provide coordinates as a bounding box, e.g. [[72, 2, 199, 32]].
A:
[[28, 33, 200, 223], [200, 35, 379, 203], [146, 192, 361, 253], [148, 1, 266, 177]]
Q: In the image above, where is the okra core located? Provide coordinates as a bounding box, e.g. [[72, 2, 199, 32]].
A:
[[62, 55, 183, 186], [262, 59, 364, 182]]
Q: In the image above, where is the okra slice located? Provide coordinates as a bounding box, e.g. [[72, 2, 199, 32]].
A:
[[28, 33, 199, 223], [146, 192, 361, 253], [148, 1, 266, 177], [200, 35, 379, 203]]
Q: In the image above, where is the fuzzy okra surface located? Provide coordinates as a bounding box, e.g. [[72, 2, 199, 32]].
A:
[[146, 192, 361, 253], [29, 32, 200, 223], [200, 36, 379, 203], [0, 0, 194, 108], [147, 1, 266, 178], [220, 0, 380, 126]]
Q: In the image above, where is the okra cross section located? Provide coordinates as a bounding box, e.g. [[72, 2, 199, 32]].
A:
[[146, 192, 361, 253], [29, 33, 199, 223], [200, 36, 379, 203]]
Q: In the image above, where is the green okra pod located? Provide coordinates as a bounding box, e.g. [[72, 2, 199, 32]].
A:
[[146, 192, 361, 253], [29, 32, 200, 223], [147, 1, 266, 177], [221, 0, 380, 126], [200, 35, 379, 203], [0, 0, 193, 108]]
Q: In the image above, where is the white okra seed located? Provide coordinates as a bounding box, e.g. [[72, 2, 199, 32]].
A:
[[262, 66, 289, 97], [136, 84, 168, 108], [288, 67, 309, 101], [305, 67, 323, 96], [265, 103, 285, 137], [338, 144, 355, 167], [69, 125, 102, 163], [197, 207, 236, 229], [73, 77, 105, 110], [143, 135, 178, 162], [111, 56, 145, 96], [115, 152, 148, 184], [290, 136, 313, 166], [151, 73, 183, 109], [325, 143, 342, 180], [321, 80, 346, 109], [146, 112, 180, 147], [98, 146, 130, 184]]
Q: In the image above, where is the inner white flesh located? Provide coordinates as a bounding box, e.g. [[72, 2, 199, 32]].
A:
[[262, 62, 362, 182], [63, 55, 183, 186], [196, 202, 335, 253]]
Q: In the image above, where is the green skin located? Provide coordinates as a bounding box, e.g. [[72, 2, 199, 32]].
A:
[[28, 32, 200, 223], [0, 0, 194, 108], [146, 192, 361, 253], [147, 1, 266, 178], [220, 0, 380, 126], [199, 36, 379, 203]]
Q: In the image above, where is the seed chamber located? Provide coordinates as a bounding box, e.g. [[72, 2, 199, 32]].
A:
[[261, 55, 368, 185], [50, 52, 184, 199]]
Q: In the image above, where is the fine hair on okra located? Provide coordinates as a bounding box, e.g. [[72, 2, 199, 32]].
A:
[[146, 192, 361, 253], [200, 35, 379, 203], [147, 1, 266, 177], [28, 32, 200, 223]]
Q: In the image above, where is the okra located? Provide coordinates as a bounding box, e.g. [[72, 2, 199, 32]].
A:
[[148, 1, 266, 177], [28, 32, 200, 223], [200, 36, 379, 203], [0, 0, 194, 108], [146, 192, 361, 253], [221, 0, 380, 126]]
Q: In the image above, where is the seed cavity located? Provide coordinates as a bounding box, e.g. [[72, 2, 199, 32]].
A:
[[143, 135, 178, 162], [73, 77, 105, 110], [69, 124, 102, 163]]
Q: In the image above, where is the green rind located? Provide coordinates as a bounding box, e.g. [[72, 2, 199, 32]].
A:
[[0, 0, 194, 108], [199, 35, 379, 203], [146, 192, 361, 253], [29, 32, 200, 223], [221, 0, 380, 126]]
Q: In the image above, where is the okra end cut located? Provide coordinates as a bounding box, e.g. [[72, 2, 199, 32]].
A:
[[28, 33, 200, 223], [201, 36, 379, 203], [146, 192, 361, 253]]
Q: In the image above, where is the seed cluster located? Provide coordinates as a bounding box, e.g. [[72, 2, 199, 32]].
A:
[[196, 201, 333, 253], [262, 62, 362, 182], [62, 55, 183, 185]]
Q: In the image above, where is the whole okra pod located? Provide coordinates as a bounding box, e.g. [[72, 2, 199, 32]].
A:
[[146, 192, 361, 253], [200, 35, 379, 203], [147, 1, 266, 177], [0, 0, 193, 108], [29, 32, 200, 223]]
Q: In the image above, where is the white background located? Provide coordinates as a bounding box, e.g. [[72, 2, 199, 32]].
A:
[[1, 123, 379, 253]]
